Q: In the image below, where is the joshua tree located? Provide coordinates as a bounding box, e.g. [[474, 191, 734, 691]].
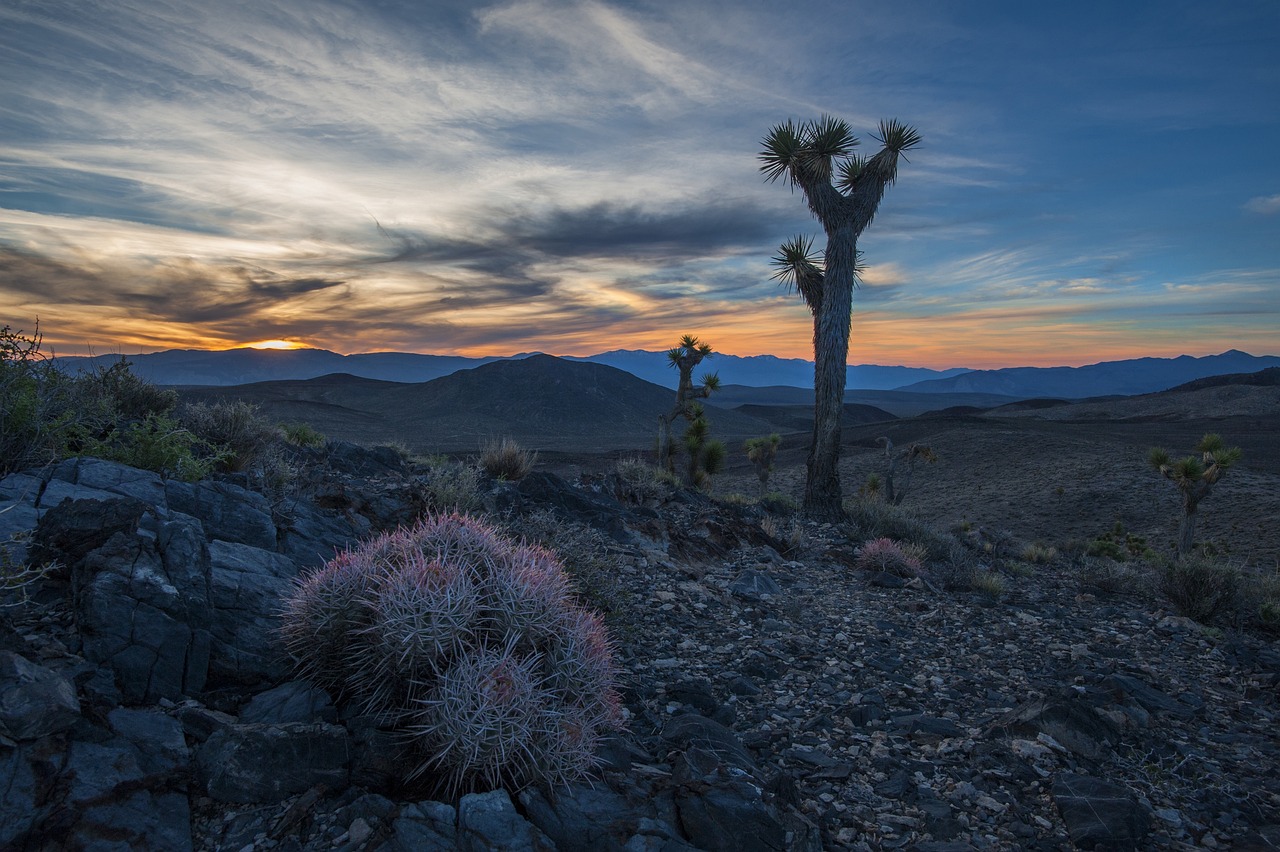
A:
[[745, 433, 781, 494], [875, 436, 937, 505], [1149, 433, 1242, 558], [658, 335, 720, 472], [681, 403, 727, 490], [763, 116, 921, 520]]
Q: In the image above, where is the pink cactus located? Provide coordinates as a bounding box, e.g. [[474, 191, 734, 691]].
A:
[[279, 511, 622, 795], [854, 537, 925, 577]]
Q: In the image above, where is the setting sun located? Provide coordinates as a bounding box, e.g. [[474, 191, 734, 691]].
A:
[[245, 340, 306, 350]]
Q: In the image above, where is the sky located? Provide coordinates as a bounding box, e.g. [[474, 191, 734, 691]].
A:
[[1, 0, 1277, 369]]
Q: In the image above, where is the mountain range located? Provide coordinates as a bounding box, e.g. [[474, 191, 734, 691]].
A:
[[54, 346, 1279, 399]]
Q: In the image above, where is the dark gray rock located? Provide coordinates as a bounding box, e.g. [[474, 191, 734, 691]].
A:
[[107, 707, 189, 774], [389, 800, 458, 851], [1053, 772, 1151, 850], [72, 515, 212, 703], [277, 497, 369, 568], [50, 457, 169, 508], [240, 680, 336, 724], [207, 539, 299, 686], [0, 650, 81, 740], [176, 704, 237, 742], [667, 678, 719, 716], [673, 752, 786, 852], [0, 472, 42, 566], [520, 783, 637, 851], [62, 738, 193, 851], [1101, 673, 1198, 719], [728, 569, 780, 600], [518, 472, 643, 543], [166, 478, 277, 549], [327, 441, 407, 477], [29, 494, 149, 571], [0, 744, 38, 849], [987, 692, 1121, 760], [661, 713, 758, 775], [197, 722, 351, 803], [457, 788, 554, 851], [622, 817, 701, 851]]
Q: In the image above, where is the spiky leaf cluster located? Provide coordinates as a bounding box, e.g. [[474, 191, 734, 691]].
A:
[[280, 512, 622, 796]]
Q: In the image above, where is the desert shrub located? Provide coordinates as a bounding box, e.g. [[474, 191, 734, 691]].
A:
[[844, 497, 953, 560], [719, 492, 755, 507], [87, 413, 221, 482], [417, 458, 482, 512], [1, 538, 55, 610], [376, 440, 414, 463], [280, 512, 623, 795], [180, 400, 281, 472], [933, 542, 979, 591], [480, 437, 537, 481], [854, 537, 925, 577], [1021, 542, 1058, 564], [1159, 556, 1242, 624], [78, 358, 177, 423], [759, 491, 798, 515], [1086, 522, 1156, 563], [760, 515, 808, 555], [281, 421, 325, 448], [1076, 556, 1130, 595], [970, 569, 1005, 601], [0, 324, 88, 473]]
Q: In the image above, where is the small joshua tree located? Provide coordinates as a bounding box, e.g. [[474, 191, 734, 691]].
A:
[[681, 403, 726, 490], [876, 437, 937, 505], [280, 512, 622, 796], [1149, 434, 1242, 558], [745, 433, 781, 495], [658, 335, 720, 473]]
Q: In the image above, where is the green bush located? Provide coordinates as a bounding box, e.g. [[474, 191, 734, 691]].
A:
[[1087, 521, 1157, 563], [418, 458, 482, 512], [281, 422, 326, 448], [180, 400, 280, 472], [1160, 556, 1241, 624], [87, 413, 221, 482]]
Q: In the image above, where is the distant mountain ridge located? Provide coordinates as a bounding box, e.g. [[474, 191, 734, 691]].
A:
[[897, 350, 1280, 398], [52, 346, 1280, 399], [53, 347, 968, 390]]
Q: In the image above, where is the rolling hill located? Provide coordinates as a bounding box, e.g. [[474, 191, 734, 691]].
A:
[[177, 354, 781, 453]]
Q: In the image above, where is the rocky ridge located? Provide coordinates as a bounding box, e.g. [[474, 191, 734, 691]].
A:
[[1, 450, 1277, 850]]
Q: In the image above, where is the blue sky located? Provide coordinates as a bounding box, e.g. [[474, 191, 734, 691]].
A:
[[1, 0, 1277, 367]]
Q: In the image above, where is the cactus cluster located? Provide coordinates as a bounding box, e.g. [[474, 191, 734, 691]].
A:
[[280, 512, 622, 795]]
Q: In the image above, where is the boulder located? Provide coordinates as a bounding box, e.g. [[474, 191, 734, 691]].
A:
[[0, 651, 81, 740], [239, 680, 336, 724], [72, 514, 212, 704], [166, 478, 277, 549], [206, 540, 299, 686], [389, 800, 458, 851], [457, 789, 555, 852], [520, 783, 638, 851], [1053, 772, 1151, 850], [197, 722, 351, 803]]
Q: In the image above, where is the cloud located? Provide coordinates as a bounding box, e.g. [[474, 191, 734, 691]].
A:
[[1244, 194, 1280, 215]]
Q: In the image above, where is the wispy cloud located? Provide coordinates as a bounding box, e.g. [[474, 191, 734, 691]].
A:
[[1244, 194, 1280, 215]]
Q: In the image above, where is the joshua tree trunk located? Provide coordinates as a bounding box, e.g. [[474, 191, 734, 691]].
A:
[[1177, 501, 1198, 558], [805, 228, 855, 519]]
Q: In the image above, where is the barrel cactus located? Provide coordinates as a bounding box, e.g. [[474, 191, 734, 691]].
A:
[[280, 512, 623, 795]]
